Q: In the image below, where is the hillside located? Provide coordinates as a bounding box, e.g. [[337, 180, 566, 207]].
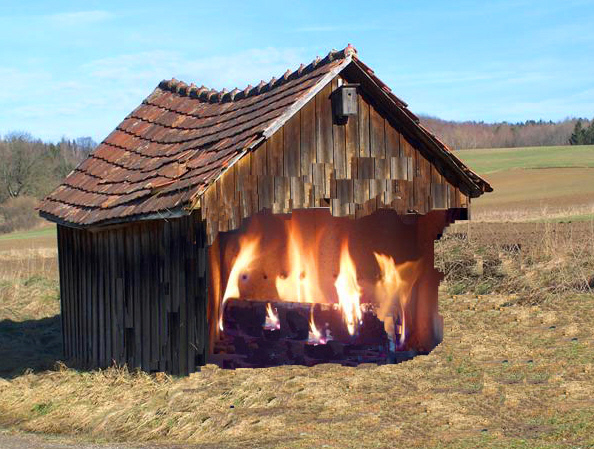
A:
[[456, 145, 594, 221]]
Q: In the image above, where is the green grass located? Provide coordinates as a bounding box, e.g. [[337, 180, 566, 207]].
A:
[[455, 144, 594, 174], [0, 226, 56, 241], [529, 213, 594, 223]]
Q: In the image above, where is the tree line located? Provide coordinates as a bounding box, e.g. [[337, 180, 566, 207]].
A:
[[420, 116, 592, 150], [0, 133, 96, 232], [569, 120, 594, 145]]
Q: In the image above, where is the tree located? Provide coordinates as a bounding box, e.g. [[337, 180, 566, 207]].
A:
[[569, 120, 585, 145], [586, 120, 594, 144], [0, 133, 43, 199]]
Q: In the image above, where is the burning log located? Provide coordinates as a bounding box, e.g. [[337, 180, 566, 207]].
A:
[[214, 298, 413, 368]]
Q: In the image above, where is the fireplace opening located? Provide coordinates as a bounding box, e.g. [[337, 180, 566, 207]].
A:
[[208, 208, 447, 368]]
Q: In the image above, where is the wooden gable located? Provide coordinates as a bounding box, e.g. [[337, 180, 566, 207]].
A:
[[200, 74, 469, 244]]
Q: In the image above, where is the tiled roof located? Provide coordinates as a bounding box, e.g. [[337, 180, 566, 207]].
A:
[[39, 45, 491, 227]]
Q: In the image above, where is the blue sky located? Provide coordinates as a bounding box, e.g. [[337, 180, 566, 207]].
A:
[[1, 0, 593, 142]]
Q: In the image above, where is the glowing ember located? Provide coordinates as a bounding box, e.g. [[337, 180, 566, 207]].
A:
[[220, 235, 260, 330], [275, 222, 323, 303], [264, 303, 280, 330], [307, 308, 327, 345], [334, 240, 362, 336]]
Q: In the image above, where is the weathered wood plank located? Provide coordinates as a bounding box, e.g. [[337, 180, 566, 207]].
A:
[[169, 219, 180, 375], [103, 231, 112, 367], [267, 127, 283, 176], [300, 99, 316, 181], [86, 231, 94, 365], [332, 79, 346, 179], [149, 223, 160, 371], [178, 218, 189, 376], [345, 108, 358, 179], [109, 230, 118, 366], [385, 121, 400, 159], [358, 93, 370, 157], [160, 220, 171, 371], [132, 226, 142, 369], [82, 231, 88, 365], [115, 228, 125, 365], [369, 105, 385, 160], [315, 82, 333, 164], [186, 218, 196, 373], [90, 232, 99, 367], [357, 157, 374, 179], [284, 114, 300, 178]]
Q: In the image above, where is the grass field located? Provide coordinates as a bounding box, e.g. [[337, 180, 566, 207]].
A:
[[0, 145, 593, 447], [0, 225, 57, 252], [455, 145, 594, 221], [456, 144, 594, 174], [0, 220, 592, 448]]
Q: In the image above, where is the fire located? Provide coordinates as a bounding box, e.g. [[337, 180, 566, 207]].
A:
[[218, 213, 421, 345], [334, 241, 362, 336], [373, 253, 421, 348], [264, 303, 280, 330], [275, 221, 323, 303], [308, 308, 326, 345], [219, 235, 260, 330]]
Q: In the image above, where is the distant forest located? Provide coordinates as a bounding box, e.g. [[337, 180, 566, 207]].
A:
[[420, 116, 592, 150], [0, 133, 96, 232], [0, 115, 592, 232]]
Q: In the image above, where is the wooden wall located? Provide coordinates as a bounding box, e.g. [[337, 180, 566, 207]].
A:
[[201, 76, 469, 243], [57, 213, 208, 375]]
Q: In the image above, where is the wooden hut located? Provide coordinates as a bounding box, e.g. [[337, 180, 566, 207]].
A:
[[39, 45, 491, 375]]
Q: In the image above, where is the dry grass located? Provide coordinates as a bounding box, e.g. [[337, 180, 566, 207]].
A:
[[0, 225, 593, 447], [436, 221, 594, 304], [470, 168, 594, 222], [0, 293, 593, 448], [0, 243, 61, 379]]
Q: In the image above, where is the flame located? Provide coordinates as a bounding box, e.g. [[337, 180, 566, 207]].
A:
[[264, 303, 280, 330], [373, 253, 421, 348], [275, 221, 323, 303], [219, 235, 260, 330], [334, 241, 362, 336], [308, 308, 327, 345]]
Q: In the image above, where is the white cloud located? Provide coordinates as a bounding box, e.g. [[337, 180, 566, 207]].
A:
[[84, 47, 308, 88], [0, 47, 313, 141], [46, 10, 113, 26]]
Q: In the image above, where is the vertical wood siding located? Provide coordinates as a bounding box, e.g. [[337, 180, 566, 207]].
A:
[[201, 74, 469, 244], [57, 213, 208, 376]]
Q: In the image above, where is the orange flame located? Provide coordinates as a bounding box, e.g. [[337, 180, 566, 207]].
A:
[[219, 235, 260, 330], [308, 308, 327, 345], [275, 222, 323, 303], [264, 303, 280, 330], [334, 241, 362, 336], [373, 253, 421, 348]]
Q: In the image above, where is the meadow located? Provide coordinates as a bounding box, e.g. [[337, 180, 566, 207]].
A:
[[0, 145, 593, 447], [456, 145, 594, 221]]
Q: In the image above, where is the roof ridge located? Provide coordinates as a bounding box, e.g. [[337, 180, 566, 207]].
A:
[[158, 44, 357, 103]]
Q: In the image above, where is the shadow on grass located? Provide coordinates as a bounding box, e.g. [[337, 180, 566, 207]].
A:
[[0, 315, 63, 379]]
